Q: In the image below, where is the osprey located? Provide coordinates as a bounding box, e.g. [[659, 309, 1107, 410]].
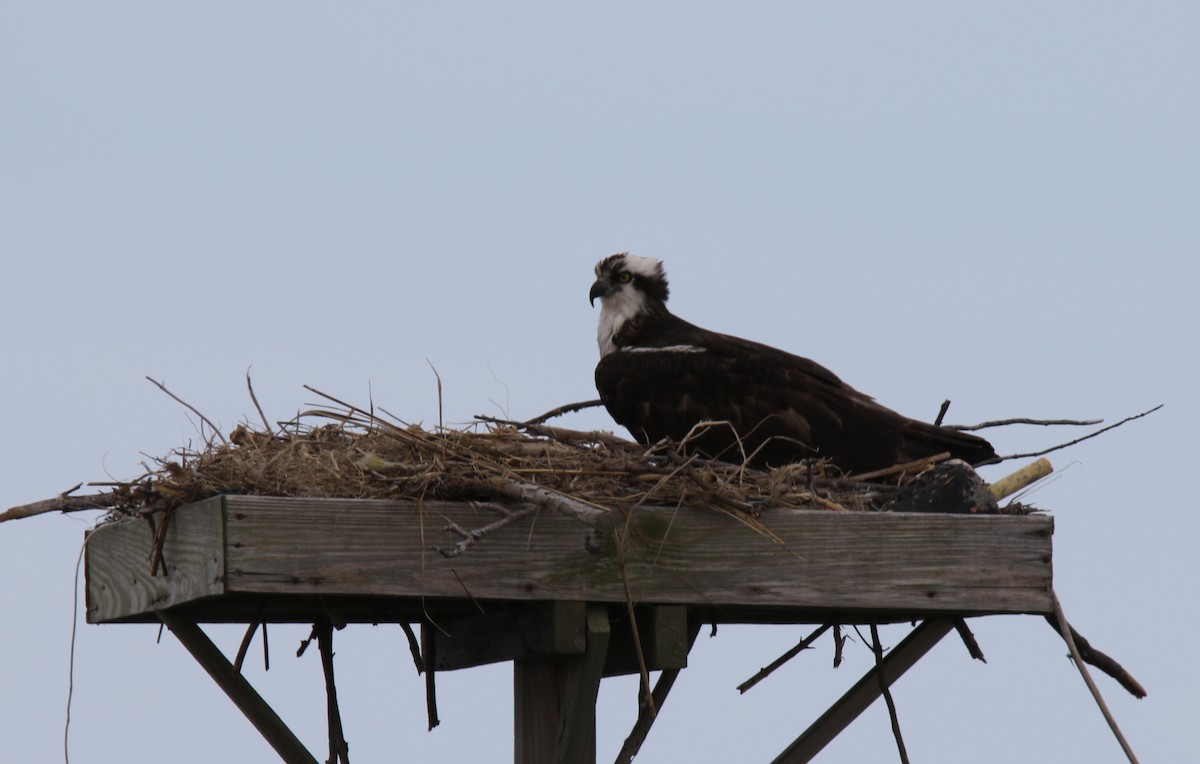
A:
[[589, 253, 997, 474]]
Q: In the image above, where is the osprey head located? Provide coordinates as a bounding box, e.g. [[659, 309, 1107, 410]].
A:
[[589, 253, 669, 306], [591, 253, 670, 356]]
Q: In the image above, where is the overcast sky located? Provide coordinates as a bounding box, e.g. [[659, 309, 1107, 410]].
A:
[[2, 4, 1196, 762]]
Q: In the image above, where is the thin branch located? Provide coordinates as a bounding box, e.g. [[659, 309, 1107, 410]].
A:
[[998, 405, 1161, 461], [738, 624, 831, 693], [613, 620, 702, 764], [1051, 593, 1140, 763], [233, 622, 260, 673], [145, 376, 228, 445], [949, 416, 1103, 431], [317, 619, 351, 764], [262, 623, 270, 672], [869, 624, 910, 764], [400, 623, 425, 674], [615, 510, 654, 719], [422, 621, 440, 730], [952, 618, 986, 662], [432, 502, 536, 558], [524, 398, 605, 425], [833, 625, 846, 668], [1041, 617, 1146, 698], [933, 400, 951, 427], [246, 368, 272, 433]]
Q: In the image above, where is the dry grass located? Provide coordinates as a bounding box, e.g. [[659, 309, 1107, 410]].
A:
[[99, 390, 915, 523]]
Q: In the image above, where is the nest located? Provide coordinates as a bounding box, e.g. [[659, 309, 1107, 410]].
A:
[[97, 395, 970, 524]]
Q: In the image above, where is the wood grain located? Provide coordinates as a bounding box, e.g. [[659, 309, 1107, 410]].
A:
[[86, 495, 1054, 624]]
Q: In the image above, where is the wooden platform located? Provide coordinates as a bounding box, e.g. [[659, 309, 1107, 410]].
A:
[[84, 495, 1055, 764], [86, 494, 1053, 625]]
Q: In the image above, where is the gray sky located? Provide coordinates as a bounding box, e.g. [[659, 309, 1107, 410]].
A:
[[2, 3, 1196, 762]]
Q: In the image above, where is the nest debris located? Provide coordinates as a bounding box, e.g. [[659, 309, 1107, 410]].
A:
[[85, 391, 1024, 525]]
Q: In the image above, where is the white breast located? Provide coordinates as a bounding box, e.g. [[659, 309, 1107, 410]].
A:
[[596, 288, 648, 356]]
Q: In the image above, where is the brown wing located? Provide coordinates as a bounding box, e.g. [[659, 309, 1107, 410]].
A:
[[595, 321, 994, 473]]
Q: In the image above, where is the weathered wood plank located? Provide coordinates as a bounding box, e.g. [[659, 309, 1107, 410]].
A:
[[86, 495, 226, 624], [87, 495, 1054, 624]]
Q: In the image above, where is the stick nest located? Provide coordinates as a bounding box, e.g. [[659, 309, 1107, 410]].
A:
[[98, 396, 949, 523]]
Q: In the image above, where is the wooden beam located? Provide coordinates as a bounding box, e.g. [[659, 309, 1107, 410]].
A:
[[604, 604, 689, 677], [434, 602, 587, 671], [771, 619, 955, 764], [87, 496, 1054, 624], [155, 608, 317, 764], [514, 605, 611, 764], [555, 605, 611, 764]]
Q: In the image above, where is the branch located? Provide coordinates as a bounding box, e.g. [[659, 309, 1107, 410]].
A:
[[523, 398, 605, 425], [1050, 593, 1140, 763], [952, 618, 986, 663], [400, 623, 424, 674], [998, 405, 1162, 462], [146, 376, 228, 445], [316, 619, 351, 764], [949, 416, 1103, 431], [432, 502, 537, 558], [738, 624, 831, 694], [1, 490, 114, 524], [474, 415, 631, 447], [422, 621, 440, 730], [496, 478, 610, 528], [868, 624, 910, 764], [1042, 616, 1146, 698]]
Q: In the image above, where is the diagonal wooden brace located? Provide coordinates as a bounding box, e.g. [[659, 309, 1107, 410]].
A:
[[156, 609, 318, 764], [771, 618, 955, 764]]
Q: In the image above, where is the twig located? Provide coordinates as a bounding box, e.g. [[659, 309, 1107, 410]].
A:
[[400, 623, 425, 673], [998, 405, 1162, 462], [145, 376, 228, 445], [844, 453, 949, 483], [296, 625, 317, 658], [613, 504, 654, 718], [614, 619, 702, 764], [869, 624, 910, 764], [933, 400, 951, 427], [64, 543, 85, 764], [1051, 592, 1140, 763], [234, 622, 260, 673], [1042, 616, 1145, 698], [426, 360, 444, 434], [246, 368, 272, 433], [524, 398, 604, 425], [317, 619, 351, 764], [738, 624, 831, 694], [262, 623, 270, 671], [949, 416, 1103, 431], [433, 502, 536, 558], [474, 415, 632, 448], [422, 621, 440, 730], [952, 618, 986, 662], [833, 625, 846, 668]]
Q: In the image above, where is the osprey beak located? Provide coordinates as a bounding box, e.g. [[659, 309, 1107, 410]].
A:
[[589, 278, 613, 306]]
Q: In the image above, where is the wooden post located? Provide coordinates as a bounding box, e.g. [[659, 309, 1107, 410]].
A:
[[514, 605, 611, 764], [156, 609, 318, 764], [771, 619, 954, 764]]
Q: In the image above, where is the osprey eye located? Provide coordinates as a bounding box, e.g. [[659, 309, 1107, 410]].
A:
[[617, 272, 633, 283]]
